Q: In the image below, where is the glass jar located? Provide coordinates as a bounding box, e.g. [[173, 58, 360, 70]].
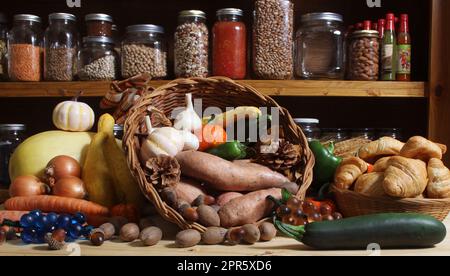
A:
[[377, 128, 402, 140], [78, 36, 118, 81], [0, 124, 26, 187], [294, 118, 320, 141], [122, 24, 167, 79], [351, 128, 376, 140], [113, 124, 124, 140], [0, 13, 8, 81], [348, 30, 380, 80], [85, 13, 113, 37], [321, 128, 349, 143], [295, 13, 345, 79], [8, 14, 43, 82], [174, 10, 209, 78], [44, 13, 78, 81], [112, 24, 121, 55], [253, 0, 294, 80], [213, 8, 246, 79]]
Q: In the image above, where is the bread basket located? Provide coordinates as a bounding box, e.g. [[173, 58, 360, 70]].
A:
[[333, 187, 450, 221], [123, 77, 315, 232]]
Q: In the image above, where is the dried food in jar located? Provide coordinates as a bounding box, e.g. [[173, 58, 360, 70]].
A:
[[122, 44, 167, 79], [174, 10, 209, 78], [349, 30, 380, 81], [85, 13, 113, 37], [253, 0, 294, 80], [78, 55, 117, 80], [8, 44, 42, 81], [0, 40, 7, 79], [45, 48, 77, 81], [212, 8, 247, 79]]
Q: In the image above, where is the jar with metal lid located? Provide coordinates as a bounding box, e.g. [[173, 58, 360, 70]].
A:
[[295, 12, 345, 79], [0, 13, 8, 80], [351, 128, 376, 140], [348, 30, 380, 80], [253, 0, 294, 80], [112, 24, 121, 55], [213, 8, 246, 79], [44, 13, 78, 81], [8, 14, 43, 81], [85, 13, 113, 37], [113, 124, 124, 140], [174, 10, 209, 78], [0, 124, 27, 187], [294, 118, 320, 141], [122, 24, 167, 79], [78, 36, 118, 81], [321, 128, 349, 143]]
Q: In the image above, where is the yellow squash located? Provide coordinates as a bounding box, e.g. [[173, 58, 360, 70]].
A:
[[99, 114, 146, 208]]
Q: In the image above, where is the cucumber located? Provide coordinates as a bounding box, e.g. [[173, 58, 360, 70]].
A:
[[301, 213, 447, 250]]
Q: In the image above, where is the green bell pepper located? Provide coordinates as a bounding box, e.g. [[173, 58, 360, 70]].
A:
[[207, 141, 247, 161], [309, 140, 343, 189]]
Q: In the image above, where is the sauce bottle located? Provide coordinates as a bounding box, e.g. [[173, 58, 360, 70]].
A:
[[381, 13, 397, 81], [396, 14, 411, 81]]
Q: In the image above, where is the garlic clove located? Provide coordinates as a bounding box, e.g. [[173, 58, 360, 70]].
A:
[[180, 130, 199, 151], [173, 93, 202, 133]]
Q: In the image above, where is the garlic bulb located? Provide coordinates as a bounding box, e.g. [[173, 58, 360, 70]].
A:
[[180, 130, 199, 151], [173, 93, 202, 133], [141, 116, 185, 161]]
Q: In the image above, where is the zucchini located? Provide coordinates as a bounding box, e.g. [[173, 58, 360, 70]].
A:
[[277, 213, 447, 250]]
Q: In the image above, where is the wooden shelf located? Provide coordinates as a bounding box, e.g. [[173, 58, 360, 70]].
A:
[[0, 80, 426, 98]]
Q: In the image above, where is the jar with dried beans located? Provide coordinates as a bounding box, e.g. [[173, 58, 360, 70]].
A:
[[44, 13, 79, 81], [8, 14, 43, 82], [253, 0, 294, 80], [122, 24, 167, 79], [174, 10, 209, 78], [78, 36, 118, 81]]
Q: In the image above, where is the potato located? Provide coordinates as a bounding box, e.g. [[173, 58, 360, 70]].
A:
[[201, 227, 227, 245], [217, 192, 243, 207], [139, 227, 163, 246], [242, 224, 260, 244], [176, 151, 290, 192], [219, 188, 281, 228], [259, 222, 277, 241], [197, 205, 220, 227], [175, 229, 201, 248]]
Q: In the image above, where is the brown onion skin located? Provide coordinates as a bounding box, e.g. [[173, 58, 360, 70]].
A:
[[9, 176, 49, 197], [53, 176, 86, 199], [45, 156, 81, 186]]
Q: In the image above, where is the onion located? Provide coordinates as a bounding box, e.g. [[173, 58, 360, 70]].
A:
[[45, 155, 81, 187], [53, 176, 86, 199], [9, 175, 50, 197]]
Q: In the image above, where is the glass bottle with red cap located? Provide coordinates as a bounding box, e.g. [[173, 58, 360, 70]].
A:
[[381, 13, 396, 81], [396, 14, 411, 81], [363, 20, 372, 30]]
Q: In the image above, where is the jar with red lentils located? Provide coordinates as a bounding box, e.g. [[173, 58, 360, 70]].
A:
[[8, 14, 43, 82]]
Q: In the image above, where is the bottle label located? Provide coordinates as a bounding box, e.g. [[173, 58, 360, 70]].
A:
[[382, 44, 394, 71], [397, 44, 411, 74]]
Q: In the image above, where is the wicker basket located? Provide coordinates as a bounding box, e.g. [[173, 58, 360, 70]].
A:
[[333, 187, 450, 221], [123, 77, 315, 231]]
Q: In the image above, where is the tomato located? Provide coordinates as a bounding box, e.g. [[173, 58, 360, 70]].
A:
[[197, 124, 227, 151]]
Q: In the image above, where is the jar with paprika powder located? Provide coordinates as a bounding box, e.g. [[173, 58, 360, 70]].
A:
[[212, 8, 247, 79]]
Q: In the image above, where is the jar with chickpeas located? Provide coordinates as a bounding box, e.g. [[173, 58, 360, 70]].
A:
[[348, 30, 380, 81], [121, 24, 167, 79]]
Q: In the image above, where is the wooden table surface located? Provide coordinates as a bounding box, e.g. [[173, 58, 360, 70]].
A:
[[1, 217, 450, 256]]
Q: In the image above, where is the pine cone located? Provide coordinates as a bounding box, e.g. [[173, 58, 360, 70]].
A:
[[253, 139, 302, 172], [145, 155, 181, 191]]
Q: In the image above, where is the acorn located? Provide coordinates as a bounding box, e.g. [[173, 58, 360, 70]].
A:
[[89, 228, 105, 246], [45, 229, 66, 250]]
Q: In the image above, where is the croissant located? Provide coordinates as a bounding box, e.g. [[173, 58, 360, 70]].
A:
[[373, 157, 391, 172], [382, 156, 428, 198], [334, 157, 368, 190], [358, 137, 404, 163], [427, 158, 450, 199], [400, 136, 445, 162], [354, 172, 386, 197]]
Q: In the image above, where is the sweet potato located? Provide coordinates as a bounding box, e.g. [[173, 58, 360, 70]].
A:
[[174, 178, 207, 205], [218, 188, 281, 227], [176, 151, 290, 192], [217, 192, 243, 207]]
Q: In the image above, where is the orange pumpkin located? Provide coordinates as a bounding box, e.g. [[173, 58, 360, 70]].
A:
[[110, 204, 140, 223]]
